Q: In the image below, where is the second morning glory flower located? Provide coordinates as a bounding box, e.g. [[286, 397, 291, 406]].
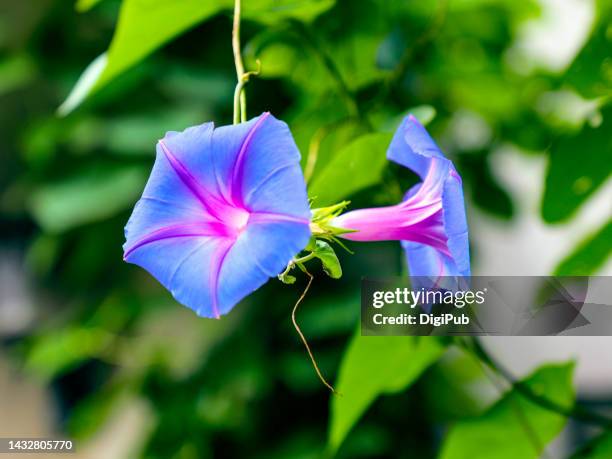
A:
[[333, 115, 470, 279], [123, 112, 311, 318]]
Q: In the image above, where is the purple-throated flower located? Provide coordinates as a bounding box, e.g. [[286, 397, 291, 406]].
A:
[[333, 115, 470, 279], [123, 112, 311, 318]]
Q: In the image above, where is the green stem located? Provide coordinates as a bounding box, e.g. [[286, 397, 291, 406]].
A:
[[233, 79, 246, 125], [293, 252, 316, 265], [290, 266, 338, 394], [232, 0, 246, 124], [466, 340, 549, 458]]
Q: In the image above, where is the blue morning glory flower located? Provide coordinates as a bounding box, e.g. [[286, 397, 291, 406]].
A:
[[123, 112, 311, 318], [334, 115, 470, 280]]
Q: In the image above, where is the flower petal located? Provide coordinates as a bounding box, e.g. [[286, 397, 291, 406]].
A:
[[216, 216, 311, 315], [390, 116, 471, 278], [237, 116, 309, 218], [208, 113, 270, 205], [387, 114, 448, 181], [125, 236, 233, 318], [123, 135, 219, 249], [124, 221, 233, 259], [159, 122, 222, 202]]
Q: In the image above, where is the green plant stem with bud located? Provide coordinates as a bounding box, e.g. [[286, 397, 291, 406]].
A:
[[279, 201, 356, 394], [232, 0, 260, 124]]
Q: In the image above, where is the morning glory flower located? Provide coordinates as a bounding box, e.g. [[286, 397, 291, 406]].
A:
[[123, 112, 311, 318], [333, 115, 470, 279]]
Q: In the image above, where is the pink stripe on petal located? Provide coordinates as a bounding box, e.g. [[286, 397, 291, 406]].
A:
[[208, 239, 234, 319], [248, 211, 310, 226], [229, 112, 271, 206], [124, 222, 231, 259], [159, 140, 228, 221]]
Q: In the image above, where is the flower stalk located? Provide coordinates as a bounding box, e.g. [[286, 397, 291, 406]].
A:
[[232, 0, 247, 124]]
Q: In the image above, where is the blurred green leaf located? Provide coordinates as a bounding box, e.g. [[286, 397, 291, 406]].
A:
[[571, 432, 612, 459], [121, 304, 242, 378], [249, 0, 335, 24], [423, 347, 497, 422], [460, 154, 514, 219], [565, 9, 612, 99], [408, 105, 437, 126], [58, 53, 108, 116], [26, 326, 114, 381], [104, 109, 204, 155], [75, 0, 104, 13], [541, 105, 612, 223], [374, 105, 437, 132], [245, 30, 305, 79], [29, 164, 147, 233], [0, 54, 36, 95], [247, 4, 388, 93], [554, 219, 612, 275], [309, 132, 393, 205], [25, 234, 62, 277], [68, 386, 123, 439], [61, 0, 335, 113], [292, 104, 365, 175], [439, 362, 575, 459], [328, 335, 445, 454]]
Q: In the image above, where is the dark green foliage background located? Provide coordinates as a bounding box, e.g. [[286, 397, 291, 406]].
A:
[[0, 0, 610, 458]]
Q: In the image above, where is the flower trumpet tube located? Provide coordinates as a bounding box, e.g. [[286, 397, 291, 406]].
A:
[[333, 115, 470, 279], [123, 112, 311, 318]]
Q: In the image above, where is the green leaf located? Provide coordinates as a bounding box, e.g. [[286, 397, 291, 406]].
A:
[[554, 219, 612, 275], [247, 1, 391, 95], [57, 53, 107, 116], [309, 132, 393, 205], [312, 240, 342, 278], [61, 0, 335, 113], [564, 8, 612, 99], [248, 0, 335, 24], [373, 105, 437, 133], [68, 385, 131, 440], [328, 334, 445, 454], [29, 164, 147, 233], [439, 362, 576, 459], [460, 154, 514, 219], [75, 0, 104, 12], [0, 54, 37, 95], [541, 105, 612, 223], [571, 432, 612, 459], [26, 326, 115, 381]]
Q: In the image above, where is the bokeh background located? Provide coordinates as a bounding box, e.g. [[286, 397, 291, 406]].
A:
[[0, 0, 611, 458]]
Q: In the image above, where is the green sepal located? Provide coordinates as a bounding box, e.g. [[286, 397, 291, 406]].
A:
[[310, 201, 356, 240], [311, 201, 350, 221]]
